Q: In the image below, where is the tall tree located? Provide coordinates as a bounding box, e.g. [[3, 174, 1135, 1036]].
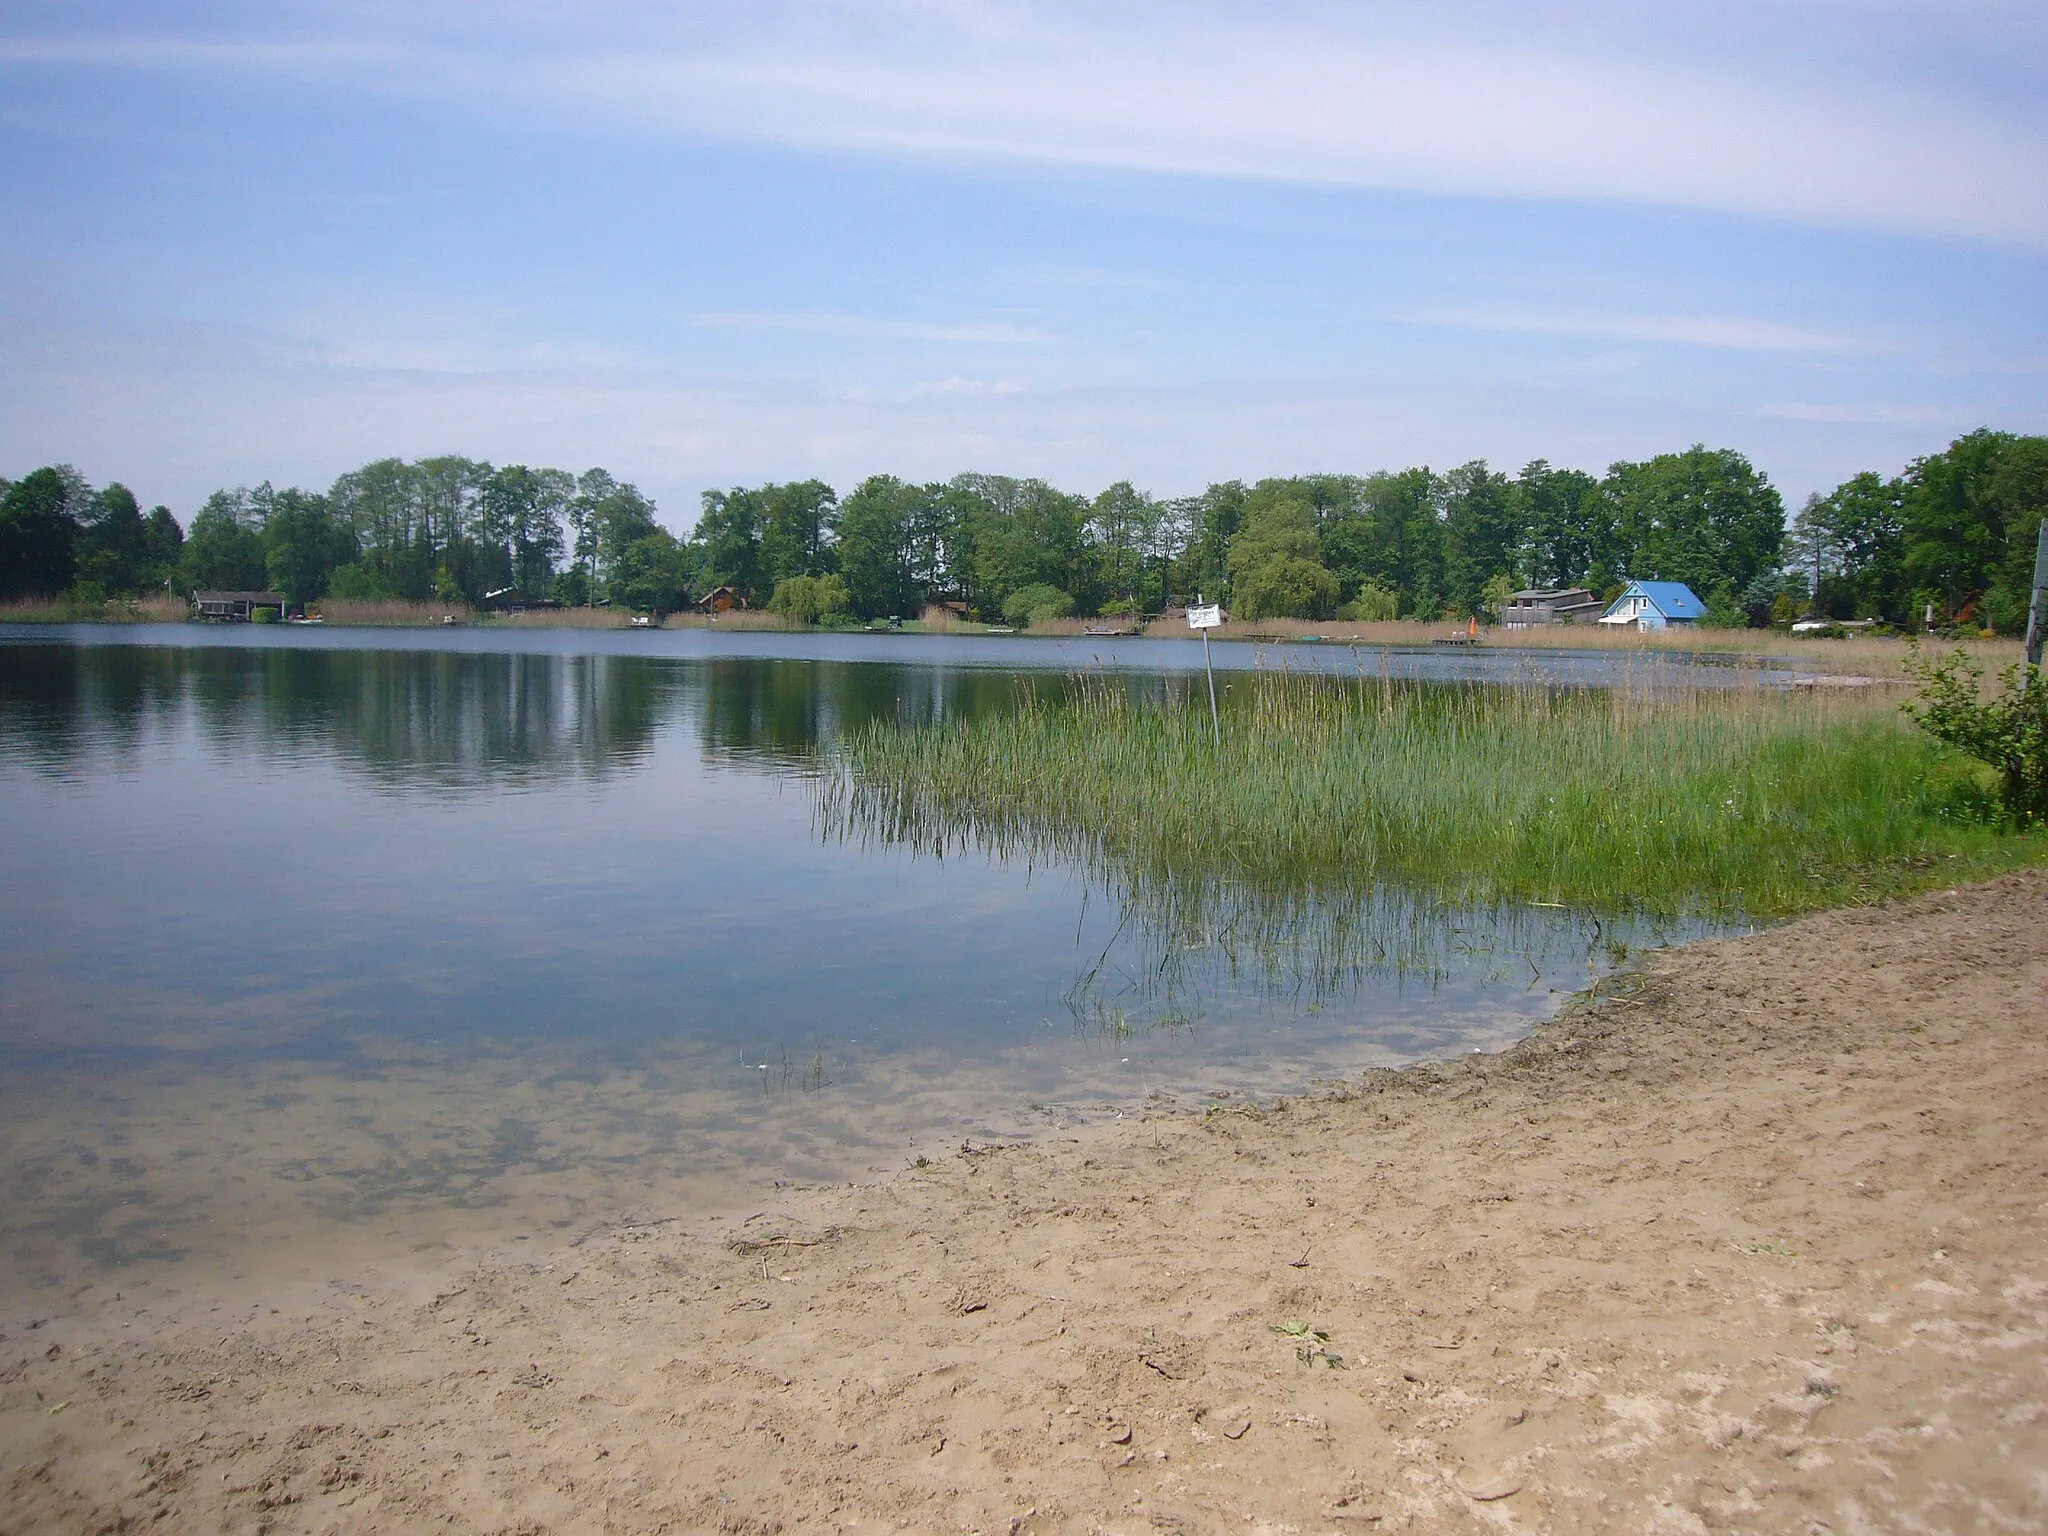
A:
[[262, 486, 355, 605], [143, 506, 184, 585], [1088, 481, 1156, 609], [1170, 481, 1247, 609], [757, 480, 840, 587], [0, 466, 82, 598], [177, 488, 268, 592], [1515, 460, 1613, 588], [1901, 429, 2048, 628], [1795, 471, 1907, 620], [76, 482, 151, 594], [837, 475, 923, 619], [1225, 492, 1339, 619], [1602, 445, 1784, 598], [1441, 460, 1520, 616], [692, 486, 766, 604]]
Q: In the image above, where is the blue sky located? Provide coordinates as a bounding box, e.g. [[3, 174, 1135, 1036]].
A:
[[2, 1, 2045, 530]]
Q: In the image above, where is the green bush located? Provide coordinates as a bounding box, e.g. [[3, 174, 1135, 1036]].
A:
[[1341, 583, 1400, 623], [328, 563, 400, 601], [250, 604, 279, 623], [1232, 557, 1339, 620], [1001, 584, 1074, 626], [1902, 646, 2048, 823], [768, 574, 851, 624]]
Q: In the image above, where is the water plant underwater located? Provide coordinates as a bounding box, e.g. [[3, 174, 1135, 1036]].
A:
[[819, 661, 2045, 930]]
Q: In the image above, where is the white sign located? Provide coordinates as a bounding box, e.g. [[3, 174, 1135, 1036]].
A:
[[1187, 603, 1223, 630]]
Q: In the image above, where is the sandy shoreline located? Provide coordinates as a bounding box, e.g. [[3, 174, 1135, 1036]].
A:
[[5, 871, 2045, 1534]]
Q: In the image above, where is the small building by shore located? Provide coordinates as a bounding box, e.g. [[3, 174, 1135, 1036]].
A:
[[1599, 580, 1708, 631], [192, 590, 287, 622], [1501, 587, 1605, 627], [695, 586, 747, 614], [481, 588, 564, 617]]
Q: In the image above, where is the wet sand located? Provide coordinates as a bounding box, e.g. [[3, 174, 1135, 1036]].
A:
[[4, 869, 2044, 1533]]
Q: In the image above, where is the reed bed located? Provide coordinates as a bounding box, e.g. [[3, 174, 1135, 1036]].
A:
[[493, 606, 636, 628], [1130, 616, 2022, 679], [824, 669, 2043, 921], [0, 595, 189, 624], [311, 598, 477, 626]]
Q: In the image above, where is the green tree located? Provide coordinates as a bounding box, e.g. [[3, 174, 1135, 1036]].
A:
[[1516, 460, 1615, 588], [1314, 468, 1443, 617], [1170, 481, 1247, 610], [757, 481, 840, 587], [768, 573, 852, 624], [1226, 495, 1339, 619], [1441, 460, 1521, 617], [837, 475, 925, 618], [1089, 481, 1156, 610], [1342, 582, 1400, 622], [481, 465, 572, 598], [76, 482, 151, 594], [1000, 583, 1074, 626], [612, 529, 694, 615], [1603, 445, 1784, 598], [950, 474, 1093, 618], [177, 488, 268, 592], [1900, 429, 2048, 630], [329, 459, 427, 596], [1796, 472, 1907, 621], [262, 487, 355, 605], [143, 506, 183, 587], [692, 486, 766, 605], [0, 466, 83, 598]]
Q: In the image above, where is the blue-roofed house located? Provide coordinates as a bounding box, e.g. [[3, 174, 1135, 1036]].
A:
[[1598, 580, 1708, 631]]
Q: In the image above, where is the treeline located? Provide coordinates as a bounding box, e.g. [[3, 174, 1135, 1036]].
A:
[[3, 429, 2042, 629]]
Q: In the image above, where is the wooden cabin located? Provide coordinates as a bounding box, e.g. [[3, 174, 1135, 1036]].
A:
[[695, 586, 747, 614]]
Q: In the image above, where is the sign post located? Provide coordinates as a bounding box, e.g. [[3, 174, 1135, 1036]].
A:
[[1187, 598, 1223, 747]]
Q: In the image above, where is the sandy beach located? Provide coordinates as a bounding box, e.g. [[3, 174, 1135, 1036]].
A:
[[4, 869, 2044, 1534]]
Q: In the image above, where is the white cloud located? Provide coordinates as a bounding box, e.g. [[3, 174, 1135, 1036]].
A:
[[688, 312, 1051, 344], [0, 300, 1976, 526], [1760, 401, 1966, 426], [1411, 309, 1882, 354], [6, 1, 2046, 244]]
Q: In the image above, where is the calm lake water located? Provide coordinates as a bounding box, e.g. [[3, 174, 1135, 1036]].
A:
[[0, 626, 1747, 1308]]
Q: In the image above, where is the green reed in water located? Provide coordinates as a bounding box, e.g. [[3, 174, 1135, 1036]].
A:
[[823, 670, 2043, 919]]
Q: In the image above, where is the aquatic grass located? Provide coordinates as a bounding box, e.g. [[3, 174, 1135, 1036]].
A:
[[822, 668, 2044, 920]]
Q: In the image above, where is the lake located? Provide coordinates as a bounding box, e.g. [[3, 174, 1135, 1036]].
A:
[[0, 626, 1745, 1311]]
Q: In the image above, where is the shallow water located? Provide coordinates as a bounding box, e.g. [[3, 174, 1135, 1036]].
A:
[[0, 630, 1742, 1309]]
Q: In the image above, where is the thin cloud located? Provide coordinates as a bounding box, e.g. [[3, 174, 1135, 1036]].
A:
[[1761, 402, 1967, 426], [689, 312, 1052, 344], [1411, 309, 1882, 355], [5, 3, 2046, 244]]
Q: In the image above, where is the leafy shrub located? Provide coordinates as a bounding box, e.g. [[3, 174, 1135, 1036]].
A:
[[1001, 584, 1074, 626], [1340, 583, 1400, 623], [1902, 646, 2048, 823], [1232, 558, 1339, 620], [768, 574, 852, 625], [1479, 574, 1515, 625], [328, 563, 400, 601]]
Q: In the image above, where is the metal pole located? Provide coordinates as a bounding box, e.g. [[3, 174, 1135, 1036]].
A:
[[1202, 629, 1221, 748], [2024, 518, 2048, 672]]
